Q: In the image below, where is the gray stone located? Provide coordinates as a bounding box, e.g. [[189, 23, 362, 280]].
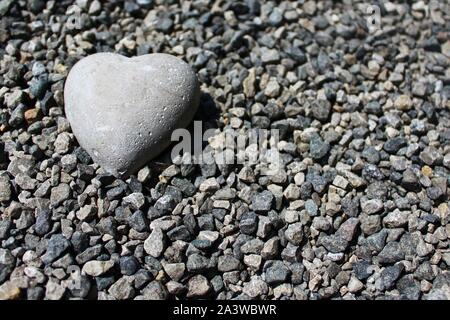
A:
[[0, 282, 20, 300], [377, 241, 405, 264], [50, 183, 71, 207], [199, 177, 220, 192], [82, 260, 115, 277], [397, 275, 421, 299], [311, 99, 331, 122], [414, 262, 434, 281], [336, 218, 359, 242], [283, 184, 300, 200], [261, 237, 279, 260], [165, 281, 185, 296], [218, 254, 241, 272], [383, 137, 407, 154], [242, 276, 268, 298], [88, 0, 101, 15], [320, 234, 349, 253], [119, 256, 139, 275], [281, 243, 300, 263], [265, 261, 290, 285], [134, 270, 153, 290], [305, 199, 318, 216], [76, 205, 97, 221], [34, 209, 51, 235], [383, 209, 409, 228], [264, 78, 280, 97], [0, 249, 13, 267], [347, 276, 364, 293], [15, 173, 37, 190], [64, 53, 200, 178], [127, 210, 148, 232], [361, 199, 383, 215], [443, 153, 450, 169], [252, 190, 274, 213], [309, 134, 330, 159], [423, 273, 450, 300], [197, 230, 219, 243], [41, 234, 71, 264], [45, 281, 66, 300], [34, 180, 52, 198], [108, 277, 135, 300], [0, 173, 11, 202], [402, 169, 420, 191], [154, 194, 177, 213], [167, 226, 191, 242], [241, 239, 264, 255], [0, 0, 14, 16], [186, 275, 211, 298], [54, 133, 72, 154], [155, 17, 174, 33], [420, 147, 442, 166], [15, 211, 35, 230], [27, 287, 44, 300], [68, 274, 91, 299], [163, 263, 185, 281], [172, 177, 196, 196], [239, 212, 258, 235], [137, 166, 151, 183], [256, 216, 272, 239], [60, 154, 78, 172], [142, 281, 168, 300], [9, 104, 26, 127], [144, 228, 166, 258], [122, 192, 145, 210], [261, 48, 280, 64], [186, 253, 210, 273], [378, 264, 403, 291], [353, 261, 373, 280], [244, 254, 262, 270], [285, 223, 303, 246], [360, 214, 381, 236]]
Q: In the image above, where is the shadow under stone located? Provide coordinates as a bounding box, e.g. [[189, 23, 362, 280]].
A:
[[147, 91, 221, 177]]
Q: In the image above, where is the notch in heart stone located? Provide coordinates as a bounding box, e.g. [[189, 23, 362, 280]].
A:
[[64, 53, 200, 178]]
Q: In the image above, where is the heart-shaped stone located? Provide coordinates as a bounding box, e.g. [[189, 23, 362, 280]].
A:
[[64, 53, 200, 177]]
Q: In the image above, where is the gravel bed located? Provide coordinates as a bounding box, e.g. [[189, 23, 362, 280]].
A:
[[0, 0, 449, 300]]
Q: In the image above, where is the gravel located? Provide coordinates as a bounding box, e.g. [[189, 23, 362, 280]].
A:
[[41, 234, 71, 265], [0, 0, 448, 301], [82, 260, 115, 277], [187, 275, 211, 298], [144, 228, 166, 258]]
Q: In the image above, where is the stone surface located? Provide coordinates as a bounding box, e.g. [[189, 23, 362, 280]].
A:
[[82, 260, 115, 277], [0, 173, 12, 202], [64, 53, 200, 177], [1, 0, 449, 302], [144, 228, 166, 258], [142, 281, 168, 300], [242, 276, 268, 298], [0, 282, 21, 300], [186, 275, 211, 298], [41, 234, 71, 264], [108, 277, 135, 300]]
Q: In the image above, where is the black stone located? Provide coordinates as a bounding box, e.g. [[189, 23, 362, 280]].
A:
[[119, 255, 139, 275]]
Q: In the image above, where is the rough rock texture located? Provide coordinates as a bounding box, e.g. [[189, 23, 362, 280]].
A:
[[0, 0, 449, 302], [64, 53, 200, 177]]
